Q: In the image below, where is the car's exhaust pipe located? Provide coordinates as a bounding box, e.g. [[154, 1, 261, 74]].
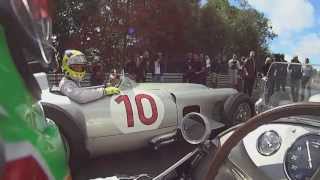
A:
[[149, 131, 177, 150]]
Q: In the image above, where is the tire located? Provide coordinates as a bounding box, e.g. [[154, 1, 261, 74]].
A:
[[42, 104, 89, 171], [223, 93, 254, 126]]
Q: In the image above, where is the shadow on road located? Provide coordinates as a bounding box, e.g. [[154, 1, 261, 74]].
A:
[[74, 141, 194, 180]]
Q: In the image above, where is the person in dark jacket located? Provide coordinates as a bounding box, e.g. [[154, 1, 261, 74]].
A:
[[279, 55, 288, 92], [124, 56, 137, 80], [243, 51, 257, 97], [301, 58, 313, 101], [142, 50, 151, 73], [262, 57, 273, 76], [288, 56, 302, 102], [183, 52, 193, 83], [273, 55, 288, 92], [190, 53, 206, 85], [213, 58, 222, 74], [91, 62, 106, 86], [135, 54, 146, 83]]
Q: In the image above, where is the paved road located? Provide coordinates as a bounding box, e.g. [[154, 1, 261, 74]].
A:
[[74, 141, 195, 180]]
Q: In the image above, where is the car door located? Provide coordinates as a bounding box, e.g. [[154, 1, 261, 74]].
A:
[[77, 85, 178, 155]]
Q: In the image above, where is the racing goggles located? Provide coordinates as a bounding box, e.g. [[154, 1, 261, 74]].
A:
[[69, 64, 86, 73], [68, 54, 87, 64]]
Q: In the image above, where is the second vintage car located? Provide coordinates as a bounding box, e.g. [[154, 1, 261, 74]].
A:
[[35, 73, 253, 164]]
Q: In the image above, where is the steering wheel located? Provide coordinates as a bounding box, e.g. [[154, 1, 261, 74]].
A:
[[204, 102, 320, 180], [105, 73, 123, 88], [114, 74, 123, 88]]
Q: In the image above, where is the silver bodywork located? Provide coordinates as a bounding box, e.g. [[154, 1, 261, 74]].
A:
[[35, 73, 237, 156]]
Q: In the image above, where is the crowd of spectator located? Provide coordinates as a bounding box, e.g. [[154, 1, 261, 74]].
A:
[[88, 50, 259, 98], [182, 50, 257, 97], [123, 50, 165, 83], [263, 55, 314, 103], [88, 49, 315, 102]]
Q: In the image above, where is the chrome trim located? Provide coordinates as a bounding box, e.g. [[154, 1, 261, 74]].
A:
[[180, 112, 211, 145], [150, 131, 176, 145]]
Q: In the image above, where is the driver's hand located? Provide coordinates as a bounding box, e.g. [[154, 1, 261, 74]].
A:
[[104, 87, 120, 96], [262, 76, 268, 81]]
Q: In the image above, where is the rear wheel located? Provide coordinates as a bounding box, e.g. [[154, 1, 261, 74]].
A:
[[223, 93, 253, 126], [60, 133, 70, 163], [42, 104, 89, 171], [57, 128, 87, 171]]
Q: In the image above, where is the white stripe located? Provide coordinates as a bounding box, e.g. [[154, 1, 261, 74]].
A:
[[5, 142, 55, 180]]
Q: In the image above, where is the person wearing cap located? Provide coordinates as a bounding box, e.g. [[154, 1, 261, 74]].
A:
[[59, 50, 120, 104]]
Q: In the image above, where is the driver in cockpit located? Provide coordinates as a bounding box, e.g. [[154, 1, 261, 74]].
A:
[[59, 49, 120, 104]]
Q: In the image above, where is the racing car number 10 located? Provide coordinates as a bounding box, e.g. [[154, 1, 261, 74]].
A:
[[115, 94, 158, 128]]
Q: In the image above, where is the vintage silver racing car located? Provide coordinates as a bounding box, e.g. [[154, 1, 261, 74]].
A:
[[34, 73, 253, 164]]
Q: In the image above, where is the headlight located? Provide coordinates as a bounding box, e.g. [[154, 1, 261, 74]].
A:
[[180, 113, 211, 145], [257, 130, 282, 156]]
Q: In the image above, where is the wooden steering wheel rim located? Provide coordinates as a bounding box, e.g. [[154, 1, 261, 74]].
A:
[[205, 102, 320, 180]]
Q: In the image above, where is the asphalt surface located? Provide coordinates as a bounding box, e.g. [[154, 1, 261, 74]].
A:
[[74, 141, 195, 180]]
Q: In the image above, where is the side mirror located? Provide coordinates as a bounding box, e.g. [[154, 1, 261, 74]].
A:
[[28, 42, 60, 73], [28, 61, 45, 73], [180, 112, 211, 145], [27, 57, 60, 73]]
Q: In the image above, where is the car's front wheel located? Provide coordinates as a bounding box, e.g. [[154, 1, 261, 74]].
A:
[[223, 93, 254, 126]]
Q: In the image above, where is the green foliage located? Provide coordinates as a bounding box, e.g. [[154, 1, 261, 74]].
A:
[[53, 0, 276, 69]]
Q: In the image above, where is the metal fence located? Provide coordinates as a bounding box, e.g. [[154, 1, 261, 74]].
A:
[[47, 73, 234, 88]]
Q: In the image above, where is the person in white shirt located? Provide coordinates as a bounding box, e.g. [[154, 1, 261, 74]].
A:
[[205, 55, 211, 72], [152, 52, 164, 82], [228, 54, 241, 90]]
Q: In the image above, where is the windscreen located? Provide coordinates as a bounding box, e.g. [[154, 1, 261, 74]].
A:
[[261, 62, 320, 109]]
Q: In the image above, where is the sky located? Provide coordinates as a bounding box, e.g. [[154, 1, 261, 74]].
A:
[[200, 0, 320, 63]]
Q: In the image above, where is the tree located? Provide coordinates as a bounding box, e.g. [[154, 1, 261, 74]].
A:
[[200, 0, 276, 67], [53, 0, 276, 72], [199, 2, 227, 57]]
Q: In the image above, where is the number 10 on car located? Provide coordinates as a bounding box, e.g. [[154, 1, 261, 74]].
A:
[[115, 94, 159, 128]]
